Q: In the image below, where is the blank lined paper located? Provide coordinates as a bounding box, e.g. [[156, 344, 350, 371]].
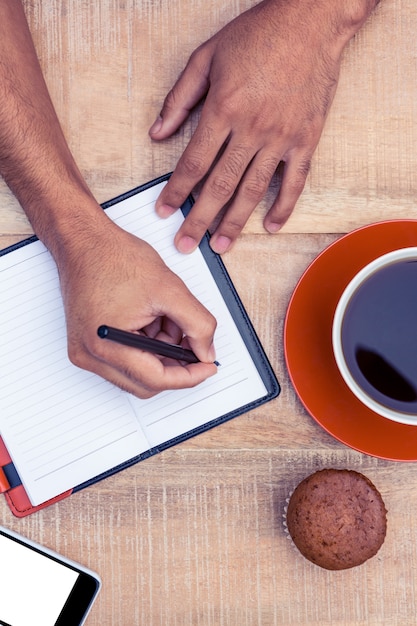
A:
[[0, 180, 271, 507]]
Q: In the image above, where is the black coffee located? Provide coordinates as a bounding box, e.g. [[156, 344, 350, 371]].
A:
[[341, 259, 417, 414]]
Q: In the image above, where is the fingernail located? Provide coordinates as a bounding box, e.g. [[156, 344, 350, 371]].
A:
[[149, 115, 163, 135], [211, 235, 232, 254], [266, 222, 281, 233], [177, 235, 198, 254], [156, 203, 177, 218]]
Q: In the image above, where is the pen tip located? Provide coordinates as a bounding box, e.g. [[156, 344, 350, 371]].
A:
[[97, 325, 108, 338]]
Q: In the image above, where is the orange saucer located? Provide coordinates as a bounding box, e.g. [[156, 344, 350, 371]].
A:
[[284, 220, 417, 461]]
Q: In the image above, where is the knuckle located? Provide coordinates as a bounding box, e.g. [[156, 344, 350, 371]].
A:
[[161, 88, 177, 112], [297, 157, 312, 179], [187, 43, 207, 68], [184, 214, 210, 233], [202, 311, 218, 336], [221, 216, 246, 236], [67, 343, 87, 369], [161, 85, 191, 118], [296, 121, 322, 148], [69, 331, 109, 370], [259, 157, 280, 182], [190, 306, 217, 338], [194, 123, 216, 151], [224, 144, 250, 177], [242, 160, 277, 201], [209, 174, 236, 200], [241, 181, 267, 202], [180, 153, 207, 179], [138, 389, 158, 399], [208, 144, 250, 201], [288, 162, 311, 195]]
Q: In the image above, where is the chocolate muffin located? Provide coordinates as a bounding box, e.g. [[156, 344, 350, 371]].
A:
[[286, 469, 387, 570]]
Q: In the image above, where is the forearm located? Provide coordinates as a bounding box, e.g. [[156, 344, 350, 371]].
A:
[[0, 1, 219, 397], [0, 0, 104, 260]]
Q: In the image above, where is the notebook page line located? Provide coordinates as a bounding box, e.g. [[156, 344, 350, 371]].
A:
[[32, 431, 139, 482], [28, 418, 138, 472], [23, 407, 136, 463], [9, 381, 119, 439], [145, 379, 251, 427], [2, 373, 112, 426]]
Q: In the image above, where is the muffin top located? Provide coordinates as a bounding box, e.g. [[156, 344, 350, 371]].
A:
[[286, 469, 387, 570]]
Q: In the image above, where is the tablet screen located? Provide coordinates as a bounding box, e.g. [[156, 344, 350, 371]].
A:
[[0, 530, 98, 626]]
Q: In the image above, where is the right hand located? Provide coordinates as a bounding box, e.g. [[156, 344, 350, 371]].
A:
[[54, 213, 218, 399]]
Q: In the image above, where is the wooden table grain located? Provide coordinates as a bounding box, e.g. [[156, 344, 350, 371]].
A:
[[1, 1, 417, 624]]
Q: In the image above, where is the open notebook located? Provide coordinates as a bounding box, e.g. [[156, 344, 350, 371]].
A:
[[0, 175, 279, 516]]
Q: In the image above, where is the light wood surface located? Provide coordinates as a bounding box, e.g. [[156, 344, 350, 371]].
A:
[[1, 1, 416, 624]]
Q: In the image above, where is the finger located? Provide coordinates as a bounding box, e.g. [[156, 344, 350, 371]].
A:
[[149, 45, 212, 140], [141, 316, 183, 345], [209, 151, 281, 254], [161, 292, 218, 364], [172, 138, 257, 253], [137, 270, 218, 364], [155, 111, 231, 222], [106, 357, 217, 397], [264, 152, 312, 232], [155, 316, 184, 345], [75, 338, 217, 399]]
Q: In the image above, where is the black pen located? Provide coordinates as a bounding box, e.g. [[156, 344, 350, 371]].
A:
[[97, 325, 218, 365]]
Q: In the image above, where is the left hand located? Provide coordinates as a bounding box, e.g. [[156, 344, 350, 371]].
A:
[[149, 0, 370, 253]]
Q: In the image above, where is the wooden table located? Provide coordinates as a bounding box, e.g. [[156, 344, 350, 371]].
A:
[[1, 1, 417, 624]]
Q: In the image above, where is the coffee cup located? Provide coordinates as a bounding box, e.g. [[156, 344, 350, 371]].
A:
[[332, 247, 417, 425]]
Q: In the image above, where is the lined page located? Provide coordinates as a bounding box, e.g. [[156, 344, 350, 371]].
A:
[[105, 183, 267, 446]]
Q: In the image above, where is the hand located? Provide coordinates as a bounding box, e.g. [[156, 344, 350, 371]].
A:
[[150, 0, 374, 253], [55, 214, 218, 398]]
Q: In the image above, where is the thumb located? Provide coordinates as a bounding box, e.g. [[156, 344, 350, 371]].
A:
[[149, 45, 212, 140], [163, 287, 218, 364]]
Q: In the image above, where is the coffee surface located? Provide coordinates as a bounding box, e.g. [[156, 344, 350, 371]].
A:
[[341, 259, 417, 413]]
